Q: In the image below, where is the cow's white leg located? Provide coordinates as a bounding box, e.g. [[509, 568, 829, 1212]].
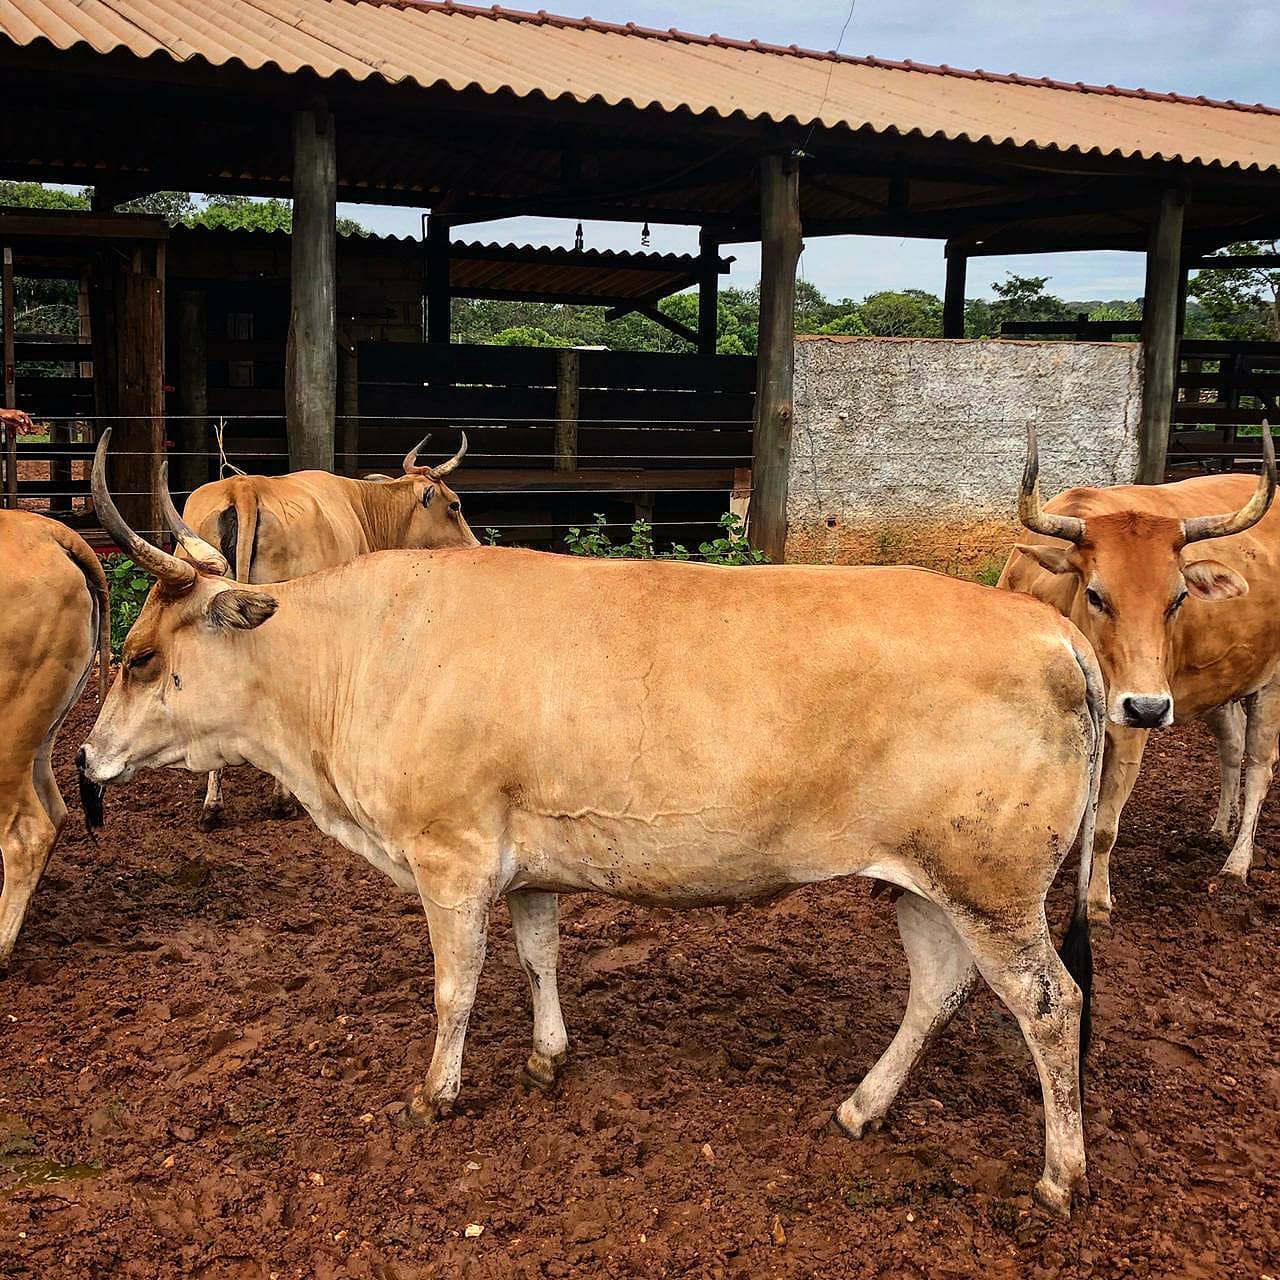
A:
[[0, 780, 62, 972], [1204, 703, 1245, 841], [967, 920, 1087, 1220], [199, 769, 224, 831], [508, 890, 568, 1089], [836, 891, 977, 1137], [1089, 725, 1148, 924], [409, 891, 490, 1122], [1216, 684, 1280, 886]]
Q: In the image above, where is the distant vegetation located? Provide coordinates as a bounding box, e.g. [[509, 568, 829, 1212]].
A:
[[3, 181, 1275, 352]]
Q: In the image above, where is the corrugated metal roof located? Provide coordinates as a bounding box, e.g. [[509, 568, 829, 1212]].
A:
[[2, 0, 1278, 174]]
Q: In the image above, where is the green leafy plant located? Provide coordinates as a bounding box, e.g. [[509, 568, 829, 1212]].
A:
[[565, 511, 766, 565], [104, 555, 153, 655]]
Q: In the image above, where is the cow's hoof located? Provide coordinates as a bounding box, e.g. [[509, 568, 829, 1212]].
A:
[[1208, 871, 1249, 904], [1087, 903, 1112, 929], [271, 796, 301, 820], [405, 1089, 454, 1126], [1033, 1174, 1087, 1220], [830, 1103, 881, 1140], [1208, 823, 1235, 846], [518, 1052, 561, 1093], [197, 806, 223, 833]]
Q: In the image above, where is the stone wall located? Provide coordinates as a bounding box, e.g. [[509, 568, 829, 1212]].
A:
[[786, 335, 1142, 576]]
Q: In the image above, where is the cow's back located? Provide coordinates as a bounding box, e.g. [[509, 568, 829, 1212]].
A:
[[184, 472, 374, 583], [0, 512, 101, 772]]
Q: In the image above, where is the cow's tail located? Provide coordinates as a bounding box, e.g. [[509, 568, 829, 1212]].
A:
[[1062, 634, 1104, 1092], [219, 479, 260, 583]]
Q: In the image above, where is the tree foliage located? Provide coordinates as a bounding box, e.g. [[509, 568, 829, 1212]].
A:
[[1187, 241, 1280, 341]]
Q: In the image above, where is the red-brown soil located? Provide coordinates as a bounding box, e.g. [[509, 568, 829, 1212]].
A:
[[1, 702, 1278, 1278]]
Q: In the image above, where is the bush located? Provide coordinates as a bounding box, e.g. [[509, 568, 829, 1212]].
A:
[[565, 512, 767, 565], [104, 555, 153, 655]]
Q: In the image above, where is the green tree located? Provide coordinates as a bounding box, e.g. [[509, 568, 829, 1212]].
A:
[[0, 181, 88, 211], [1188, 241, 1280, 341], [858, 289, 943, 337], [491, 325, 572, 348], [987, 273, 1071, 333], [187, 194, 367, 237], [818, 310, 870, 337]]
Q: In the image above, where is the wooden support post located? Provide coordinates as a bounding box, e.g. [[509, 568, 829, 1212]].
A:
[[554, 348, 581, 472], [111, 247, 165, 536], [1137, 187, 1186, 484], [287, 103, 338, 472], [426, 215, 452, 345], [750, 153, 801, 562], [943, 248, 967, 339], [2, 246, 15, 508], [698, 229, 720, 355], [175, 289, 208, 500], [339, 343, 359, 475]]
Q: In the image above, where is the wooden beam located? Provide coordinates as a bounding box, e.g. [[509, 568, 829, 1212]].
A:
[[698, 229, 720, 355], [2, 246, 14, 508], [174, 288, 208, 499], [604, 303, 698, 345], [426, 214, 451, 345], [750, 153, 801, 563], [1137, 188, 1187, 485], [286, 103, 337, 472], [1189, 254, 1280, 270], [943, 249, 967, 339], [554, 349, 580, 473]]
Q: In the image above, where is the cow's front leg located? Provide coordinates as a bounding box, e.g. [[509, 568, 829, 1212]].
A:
[[1215, 684, 1280, 889], [408, 865, 492, 1123], [1088, 725, 1147, 925], [199, 769, 224, 831], [1204, 702, 1245, 841], [509, 890, 568, 1089]]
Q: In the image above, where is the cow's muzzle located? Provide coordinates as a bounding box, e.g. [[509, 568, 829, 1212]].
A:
[[1114, 693, 1174, 730]]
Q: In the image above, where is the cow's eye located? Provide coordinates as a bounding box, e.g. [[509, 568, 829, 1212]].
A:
[[1085, 588, 1107, 613], [448, 500, 461, 515], [127, 649, 157, 673]]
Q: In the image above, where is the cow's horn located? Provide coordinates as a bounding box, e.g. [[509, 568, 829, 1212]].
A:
[[91, 430, 197, 591], [430, 431, 468, 477], [402, 433, 431, 475], [1182, 419, 1277, 544], [1018, 423, 1085, 545], [159, 462, 230, 575]]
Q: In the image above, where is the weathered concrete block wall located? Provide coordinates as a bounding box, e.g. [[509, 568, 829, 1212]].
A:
[[787, 335, 1142, 575]]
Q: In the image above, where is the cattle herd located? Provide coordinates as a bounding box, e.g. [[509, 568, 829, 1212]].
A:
[[0, 418, 1276, 1225]]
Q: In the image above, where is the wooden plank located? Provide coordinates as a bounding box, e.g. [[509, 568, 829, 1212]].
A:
[[426, 216, 450, 345], [4, 246, 16, 508], [286, 103, 337, 471], [451, 467, 735, 493], [174, 288, 208, 498], [577, 349, 755, 393], [339, 343, 360, 475], [0, 211, 168, 242], [1174, 404, 1275, 425], [698, 229, 719, 356], [750, 153, 801, 561], [13, 339, 92, 362], [554, 348, 580, 472], [359, 340, 559, 387], [1137, 188, 1186, 484]]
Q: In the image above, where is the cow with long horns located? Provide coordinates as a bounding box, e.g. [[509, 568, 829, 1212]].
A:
[[179, 435, 479, 828], [1000, 423, 1278, 920], [81, 432, 1106, 1217], [1, 510, 109, 972]]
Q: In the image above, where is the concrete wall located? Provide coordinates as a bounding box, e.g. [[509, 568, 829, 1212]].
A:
[[787, 335, 1142, 576]]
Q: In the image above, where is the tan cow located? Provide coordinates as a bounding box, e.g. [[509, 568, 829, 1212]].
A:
[[1, 510, 108, 971], [1000, 424, 1278, 921], [181, 435, 479, 827], [81, 434, 1104, 1217]]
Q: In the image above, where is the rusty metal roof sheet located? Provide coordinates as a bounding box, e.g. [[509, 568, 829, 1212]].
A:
[[3, 0, 1278, 174]]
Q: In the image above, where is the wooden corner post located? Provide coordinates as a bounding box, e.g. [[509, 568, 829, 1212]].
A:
[[943, 246, 967, 339], [287, 102, 338, 472], [749, 153, 801, 562], [1137, 187, 1187, 484]]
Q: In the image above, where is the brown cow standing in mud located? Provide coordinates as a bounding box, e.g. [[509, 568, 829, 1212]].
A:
[[0, 509, 108, 971], [180, 435, 479, 828], [82, 433, 1103, 1217], [1001, 423, 1278, 921]]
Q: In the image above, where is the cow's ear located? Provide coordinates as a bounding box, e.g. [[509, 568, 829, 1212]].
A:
[[1183, 558, 1248, 601], [1014, 543, 1077, 576], [206, 588, 278, 631], [420, 482, 436, 509]]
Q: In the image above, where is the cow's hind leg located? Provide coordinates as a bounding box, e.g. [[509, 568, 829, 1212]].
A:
[[1215, 683, 1280, 889], [1204, 703, 1245, 842], [966, 916, 1087, 1219], [199, 770, 224, 831], [408, 877, 491, 1123], [0, 780, 62, 973], [836, 891, 977, 1138], [509, 890, 569, 1090], [269, 777, 301, 820]]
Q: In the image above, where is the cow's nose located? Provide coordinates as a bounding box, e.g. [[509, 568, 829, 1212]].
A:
[[1121, 694, 1173, 728], [75, 746, 87, 770]]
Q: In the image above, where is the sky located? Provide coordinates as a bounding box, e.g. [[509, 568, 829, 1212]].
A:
[[342, 0, 1280, 303]]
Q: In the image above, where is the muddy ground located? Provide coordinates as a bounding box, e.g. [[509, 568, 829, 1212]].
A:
[[1, 701, 1278, 1279]]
